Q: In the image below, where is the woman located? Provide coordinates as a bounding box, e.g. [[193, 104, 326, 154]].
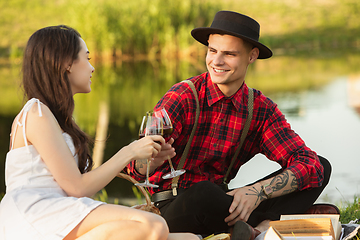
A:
[[0, 25, 198, 240]]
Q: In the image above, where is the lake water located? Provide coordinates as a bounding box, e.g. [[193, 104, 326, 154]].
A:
[[229, 76, 360, 204], [0, 54, 359, 205]]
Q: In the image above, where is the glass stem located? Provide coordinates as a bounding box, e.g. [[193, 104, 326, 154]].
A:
[[167, 156, 175, 171], [146, 159, 150, 182]]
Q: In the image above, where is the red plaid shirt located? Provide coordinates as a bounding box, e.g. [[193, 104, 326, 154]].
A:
[[126, 72, 324, 194]]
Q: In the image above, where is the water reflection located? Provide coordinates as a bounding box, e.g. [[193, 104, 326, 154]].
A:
[[0, 54, 359, 204]]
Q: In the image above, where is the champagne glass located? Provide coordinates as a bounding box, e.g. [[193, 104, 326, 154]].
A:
[[135, 112, 162, 188], [154, 108, 186, 179]]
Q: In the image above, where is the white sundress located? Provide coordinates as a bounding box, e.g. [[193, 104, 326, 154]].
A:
[[0, 98, 105, 239]]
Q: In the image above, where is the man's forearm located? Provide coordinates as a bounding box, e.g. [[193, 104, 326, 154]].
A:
[[232, 169, 299, 207], [257, 169, 298, 200], [134, 159, 158, 176], [270, 169, 298, 196], [135, 159, 147, 175]]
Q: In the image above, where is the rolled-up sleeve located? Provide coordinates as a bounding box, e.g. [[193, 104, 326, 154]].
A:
[[260, 103, 324, 190]]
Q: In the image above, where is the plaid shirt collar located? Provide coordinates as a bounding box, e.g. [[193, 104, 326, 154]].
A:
[[206, 74, 246, 112]]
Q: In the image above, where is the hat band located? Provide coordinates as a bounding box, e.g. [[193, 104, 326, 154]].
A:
[[210, 19, 259, 41]]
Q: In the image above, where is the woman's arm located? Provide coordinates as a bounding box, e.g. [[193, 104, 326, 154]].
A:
[[26, 104, 164, 197]]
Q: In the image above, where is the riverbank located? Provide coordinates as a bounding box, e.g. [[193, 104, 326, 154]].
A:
[[1, 0, 360, 62]]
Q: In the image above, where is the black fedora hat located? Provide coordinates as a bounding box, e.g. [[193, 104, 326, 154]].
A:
[[191, 11, 272, 59]]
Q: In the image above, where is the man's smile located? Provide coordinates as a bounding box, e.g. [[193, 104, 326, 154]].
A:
[[212, 67, 230, 73]]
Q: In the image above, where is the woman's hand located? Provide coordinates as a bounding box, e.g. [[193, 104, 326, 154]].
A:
[[128, 135, 165, 160], [134, 138, 176, 175]]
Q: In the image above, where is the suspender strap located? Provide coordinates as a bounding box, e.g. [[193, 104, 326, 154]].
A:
[[223, 88, 254, 184], [171, 81, 254, 194], [171, 80, 200, 195]]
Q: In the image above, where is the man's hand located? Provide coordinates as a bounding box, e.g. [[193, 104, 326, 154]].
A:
[[150, 138, 176, 170], [224, 170, 298, 226], [225, 183, 266, 226], [135, 138, 176, 175]]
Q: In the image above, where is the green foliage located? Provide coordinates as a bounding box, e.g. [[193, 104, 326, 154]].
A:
[[0, 0, 67, 50], [92, 188, 119, 204], [0, 0, 221, 58], [88, 187, 146, 206], [0, 60, 23, 116], [339, 196, 360, 224], [1, 0, 360, 59], [132, 186, 144, 205], [338, 196, 360, 240]]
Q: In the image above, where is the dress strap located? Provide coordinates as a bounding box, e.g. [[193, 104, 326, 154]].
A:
[[11, 98, 43, 152]]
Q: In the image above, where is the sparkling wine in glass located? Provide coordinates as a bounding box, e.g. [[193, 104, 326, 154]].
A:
[[154, 108, 186, 179]]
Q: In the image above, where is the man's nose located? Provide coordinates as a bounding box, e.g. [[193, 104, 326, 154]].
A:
[[213, 53, 224, 65]]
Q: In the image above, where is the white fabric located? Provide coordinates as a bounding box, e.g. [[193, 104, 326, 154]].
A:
[[0, 98, 104, 239]]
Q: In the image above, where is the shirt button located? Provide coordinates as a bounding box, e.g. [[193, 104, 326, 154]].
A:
[[213, 143, 217, 147], [220, 119, 224, 122]]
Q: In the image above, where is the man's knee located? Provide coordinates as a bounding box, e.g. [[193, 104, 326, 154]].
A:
[[318, 155, 331, 186], [188, 181, 226, 197], [186, 181, 232, 209]]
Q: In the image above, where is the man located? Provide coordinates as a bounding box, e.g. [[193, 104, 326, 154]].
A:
[[126, 11, 333, 240]]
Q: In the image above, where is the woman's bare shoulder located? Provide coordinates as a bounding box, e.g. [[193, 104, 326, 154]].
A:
[[26, 102, 63, 140], [27, 101, 59, 125]]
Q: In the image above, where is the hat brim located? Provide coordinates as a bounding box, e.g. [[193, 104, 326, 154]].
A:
[[191, 27, 272, 59]]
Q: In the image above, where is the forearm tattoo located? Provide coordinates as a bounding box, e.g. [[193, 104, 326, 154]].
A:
[[270, 170, 298, 195], [245, 186, 268, 206], [135, 159, 147, 174], [284, 175, 299, 194]]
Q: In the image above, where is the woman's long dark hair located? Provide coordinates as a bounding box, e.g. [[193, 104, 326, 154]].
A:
[[22, 25, 93, 173]]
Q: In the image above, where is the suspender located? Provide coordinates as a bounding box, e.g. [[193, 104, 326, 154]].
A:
[[171, 80, 254, 195], [223, 87, 254, 184], [171, 80, 200, 196]]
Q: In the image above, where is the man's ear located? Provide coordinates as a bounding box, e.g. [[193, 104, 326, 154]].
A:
[[249, 48, 259, 63]]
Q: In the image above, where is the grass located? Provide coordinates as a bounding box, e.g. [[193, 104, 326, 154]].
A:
[[339, 197, 360, 224], [339, 196, 360, 239]]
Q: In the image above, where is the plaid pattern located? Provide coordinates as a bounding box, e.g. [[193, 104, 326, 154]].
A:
[[126, 72, 324, 194]]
